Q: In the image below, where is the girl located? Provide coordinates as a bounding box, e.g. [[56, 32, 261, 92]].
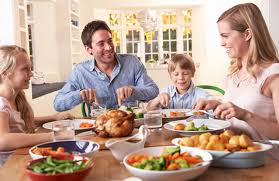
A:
[[195, 3, 279, 140], [0, 45, 73, 165]]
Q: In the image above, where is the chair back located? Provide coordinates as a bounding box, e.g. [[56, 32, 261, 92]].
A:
[[197, 85, 225, 95]]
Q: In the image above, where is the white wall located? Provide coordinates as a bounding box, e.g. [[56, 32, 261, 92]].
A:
[[32, 1, 61, 82], [0, 0, 16, 45]]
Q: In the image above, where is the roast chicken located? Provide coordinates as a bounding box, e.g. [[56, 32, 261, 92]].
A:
[[93, 109, 135, 137]]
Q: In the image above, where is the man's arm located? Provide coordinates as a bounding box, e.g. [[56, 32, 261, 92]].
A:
[[53, 70, 83, 112], [131, 61, 159, 101]]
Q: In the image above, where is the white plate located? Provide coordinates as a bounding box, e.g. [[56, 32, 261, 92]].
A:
[[160, 109, 192, 118], [42, 119, 95, 131], [164, 119, 231, 136], [171, 138, 273, 168]]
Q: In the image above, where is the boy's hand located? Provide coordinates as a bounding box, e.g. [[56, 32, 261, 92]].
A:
[[157, 93, 170, 108]]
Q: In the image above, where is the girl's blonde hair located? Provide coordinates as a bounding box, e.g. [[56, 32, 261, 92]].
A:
[[0, 45, 34, 133], [168, 54, 196, 76], [217, 3, 279, 77]]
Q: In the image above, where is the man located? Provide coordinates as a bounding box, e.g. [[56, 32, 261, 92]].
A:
[[54, 20, 159, 111]]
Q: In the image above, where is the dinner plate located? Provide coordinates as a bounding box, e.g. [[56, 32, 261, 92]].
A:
[[164, 119, 231, 136], [171, 138, 273, 168], [42, 119, 96, 131]]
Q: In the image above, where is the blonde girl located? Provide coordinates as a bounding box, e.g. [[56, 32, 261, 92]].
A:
[[0, 45, 73, 165]]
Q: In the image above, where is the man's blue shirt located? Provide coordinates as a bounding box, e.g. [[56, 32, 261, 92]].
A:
[[54, 54, 159, 111]]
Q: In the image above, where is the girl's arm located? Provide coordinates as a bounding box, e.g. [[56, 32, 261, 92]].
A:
[[0, 112, 53, 151], [34, 112, 75, 125]]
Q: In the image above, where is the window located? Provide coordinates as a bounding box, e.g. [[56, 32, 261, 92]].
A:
[[182, 10, 192, 56], [106, 9, 192, 65]]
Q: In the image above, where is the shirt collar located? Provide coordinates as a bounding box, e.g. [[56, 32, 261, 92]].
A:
[[170, 81, 194, 98], [90, 54, 121, 72]]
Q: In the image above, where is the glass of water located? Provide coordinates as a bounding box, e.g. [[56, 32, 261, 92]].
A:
[[52, 121, 75, 141], [144, 110, 162, 131], [90, 103, 107, 117]]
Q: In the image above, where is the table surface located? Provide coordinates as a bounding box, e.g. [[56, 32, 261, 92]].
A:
[[1, 128, 278, 181]]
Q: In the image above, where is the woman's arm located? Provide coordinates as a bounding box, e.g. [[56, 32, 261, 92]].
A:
[[0, 112, 53, 151], [214, 75, 279, 139]]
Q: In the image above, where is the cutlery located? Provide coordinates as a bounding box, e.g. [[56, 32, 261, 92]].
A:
[[194, 150, 236, 167]]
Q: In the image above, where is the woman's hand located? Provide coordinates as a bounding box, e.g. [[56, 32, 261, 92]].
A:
[[194, 99, 221, 110], [214, 101, 248, 120], [53, 112, 75, 121]]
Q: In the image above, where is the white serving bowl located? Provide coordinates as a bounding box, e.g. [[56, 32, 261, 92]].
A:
[[123, 146, 212, 181], [172, 138, 272, 168], [29, 140, 99, 160]]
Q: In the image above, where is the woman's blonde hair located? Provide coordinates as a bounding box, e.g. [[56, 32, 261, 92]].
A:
[[168, 54, 196, 76], [217, 3, 279, 77], [0, 45, 34, 133]]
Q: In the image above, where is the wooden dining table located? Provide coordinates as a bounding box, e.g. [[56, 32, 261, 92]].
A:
[[0, 128, 278, 181]]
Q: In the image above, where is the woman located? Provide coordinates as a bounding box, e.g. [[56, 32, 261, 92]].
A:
[[195, 3, 279, 140]]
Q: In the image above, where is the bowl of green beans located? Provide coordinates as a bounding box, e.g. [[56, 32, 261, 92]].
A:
[[26, 155, 93, 181]]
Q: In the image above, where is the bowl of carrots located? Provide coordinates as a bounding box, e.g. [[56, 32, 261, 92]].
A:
[[29, 140, 99, 160], [123, 146, 212, 181]]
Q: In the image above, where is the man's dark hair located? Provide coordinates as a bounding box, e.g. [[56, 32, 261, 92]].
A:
[[81, 20, 112, 48]]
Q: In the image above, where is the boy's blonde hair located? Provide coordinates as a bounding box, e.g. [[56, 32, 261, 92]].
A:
[[0, 45, 34, 133], [168, 54, 195, 76], [217, 3, 279, 77]]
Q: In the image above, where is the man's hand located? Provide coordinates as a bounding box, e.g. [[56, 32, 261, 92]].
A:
[[80, 88, 99, 104], [116, 86, 134, 106]]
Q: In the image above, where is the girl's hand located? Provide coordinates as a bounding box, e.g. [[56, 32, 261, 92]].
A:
[[194, 99, 221, 110], [53, 112, 75, 121], [214, 101, 248, 120], [157, 93, 170, 108]]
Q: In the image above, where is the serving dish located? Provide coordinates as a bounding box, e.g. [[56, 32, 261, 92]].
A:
[[172, 138, 272, 168], [123, 146, 212, 181], [29, 140, 100, 160]]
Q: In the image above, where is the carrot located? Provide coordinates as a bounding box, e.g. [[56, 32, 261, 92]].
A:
[[171, 152, 180, 160], [167, 163, 179, 170], [183, 156, 203, 164], [56, 147, 65, 153], [182, 152, 191, 157]]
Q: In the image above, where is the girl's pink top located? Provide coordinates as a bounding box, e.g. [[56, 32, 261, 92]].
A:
[[0, 97, 25, 133], [0, 97, 26, 165], [223, 63, 279, 139]]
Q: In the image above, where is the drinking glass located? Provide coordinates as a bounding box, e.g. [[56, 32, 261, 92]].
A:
[[52, 121, 75, 141], [90, 103, 107, 117], [144, 111, 162, 131]]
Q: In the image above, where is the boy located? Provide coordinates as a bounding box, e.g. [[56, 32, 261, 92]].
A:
[[147, 54, 211, 110]]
